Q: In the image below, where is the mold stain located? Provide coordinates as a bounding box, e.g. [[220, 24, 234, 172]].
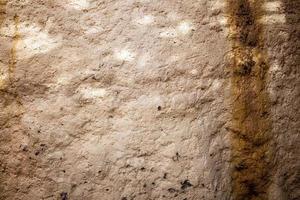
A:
[[226, 1, 273, 199]]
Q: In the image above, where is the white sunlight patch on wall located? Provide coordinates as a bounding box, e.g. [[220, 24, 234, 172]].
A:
[[135, 15, 155, 25], [78, 86, 107, 99], [2, 22, 61, 59], [263, 1, 282, 12], [260, 1, 286, 24], [114, 49, 136, 62], [68, 0, 90, 10], [177, 21, 194, 35]]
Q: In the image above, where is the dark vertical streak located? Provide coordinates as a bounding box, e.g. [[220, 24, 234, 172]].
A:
[[279, 1, 300, 200], [9, 15, 20, 79], [226, 1, 272, 199], [0, 2, 24, 200], [0, 1, 8, 198]]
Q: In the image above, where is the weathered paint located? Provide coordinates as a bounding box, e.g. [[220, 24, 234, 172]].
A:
[[226, 0, 273, 199]]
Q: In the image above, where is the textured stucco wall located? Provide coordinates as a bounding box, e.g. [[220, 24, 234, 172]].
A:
[[0, 1, 299, 200]]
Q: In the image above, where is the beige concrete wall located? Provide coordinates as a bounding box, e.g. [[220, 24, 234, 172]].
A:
[[0, 1, 299, 200]]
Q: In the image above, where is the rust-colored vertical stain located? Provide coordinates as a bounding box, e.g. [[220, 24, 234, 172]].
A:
[[0, 0, 7, 89], [0, 1, 20, 90], [8, 14, 20, 80], [226, 1, 273, 200], [0, 0, 7, 25]]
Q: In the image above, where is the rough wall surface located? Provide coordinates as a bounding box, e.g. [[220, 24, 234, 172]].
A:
[[0, 0, 299, 200]]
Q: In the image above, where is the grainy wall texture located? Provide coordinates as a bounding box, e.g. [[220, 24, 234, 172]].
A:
[[0, 0, 299, 200]]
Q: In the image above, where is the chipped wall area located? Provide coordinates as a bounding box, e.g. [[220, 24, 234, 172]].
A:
[[0, 1, 299, 200]]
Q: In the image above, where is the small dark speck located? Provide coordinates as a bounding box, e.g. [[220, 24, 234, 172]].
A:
[[201, 183, 205, 187], [181, 180, 193, 190], [60, 192, 68, 200], [140, 167, 145, 171], [172, 152, 180, 161], [121, 197, 127, 200], [37, 130, 41, 133], [106, 188, 110, 191], [152, 182, 155, 185], [168, 188, 176, 193], [157, 106, 162, 111], [62, 170, 66, 173], [98, 170, 102, 174], [143, 184, 147, 188], [163, 173, 167, 179]]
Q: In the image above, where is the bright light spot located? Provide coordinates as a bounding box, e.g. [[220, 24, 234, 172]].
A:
[[7, 23, 61, 59], [167, 12, 181, 21], [159, 28, 178, 38], [260, 14, 286, 24], [0, 72, 8, 89], [263, 1, 282, 12], [190, 69, 198, 75], [136, 15, 155, 25], [217, 16, 228, 26], [177, 21, 193, 35], [56, 73, 74, 85], [84, 26, 103, 35], [211, 0, 226, 10], [80, 87, 106, 99], [168, 55, 181, 62], [115, 49, 136, 62], [137, 53, 151, 69], [211, 79, 222, 91], [68, 0, 90, 10]]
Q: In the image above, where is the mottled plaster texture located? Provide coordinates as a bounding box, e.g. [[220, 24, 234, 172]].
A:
[[0, 0, 299, 200]]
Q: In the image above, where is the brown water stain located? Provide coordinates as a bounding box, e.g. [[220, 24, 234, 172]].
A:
[[0, 0, 7, 89], [226, 1, 273, 199], [8, 14, 20, 79], [0, 2, 24, 199], [0, 1, 20, 90]]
